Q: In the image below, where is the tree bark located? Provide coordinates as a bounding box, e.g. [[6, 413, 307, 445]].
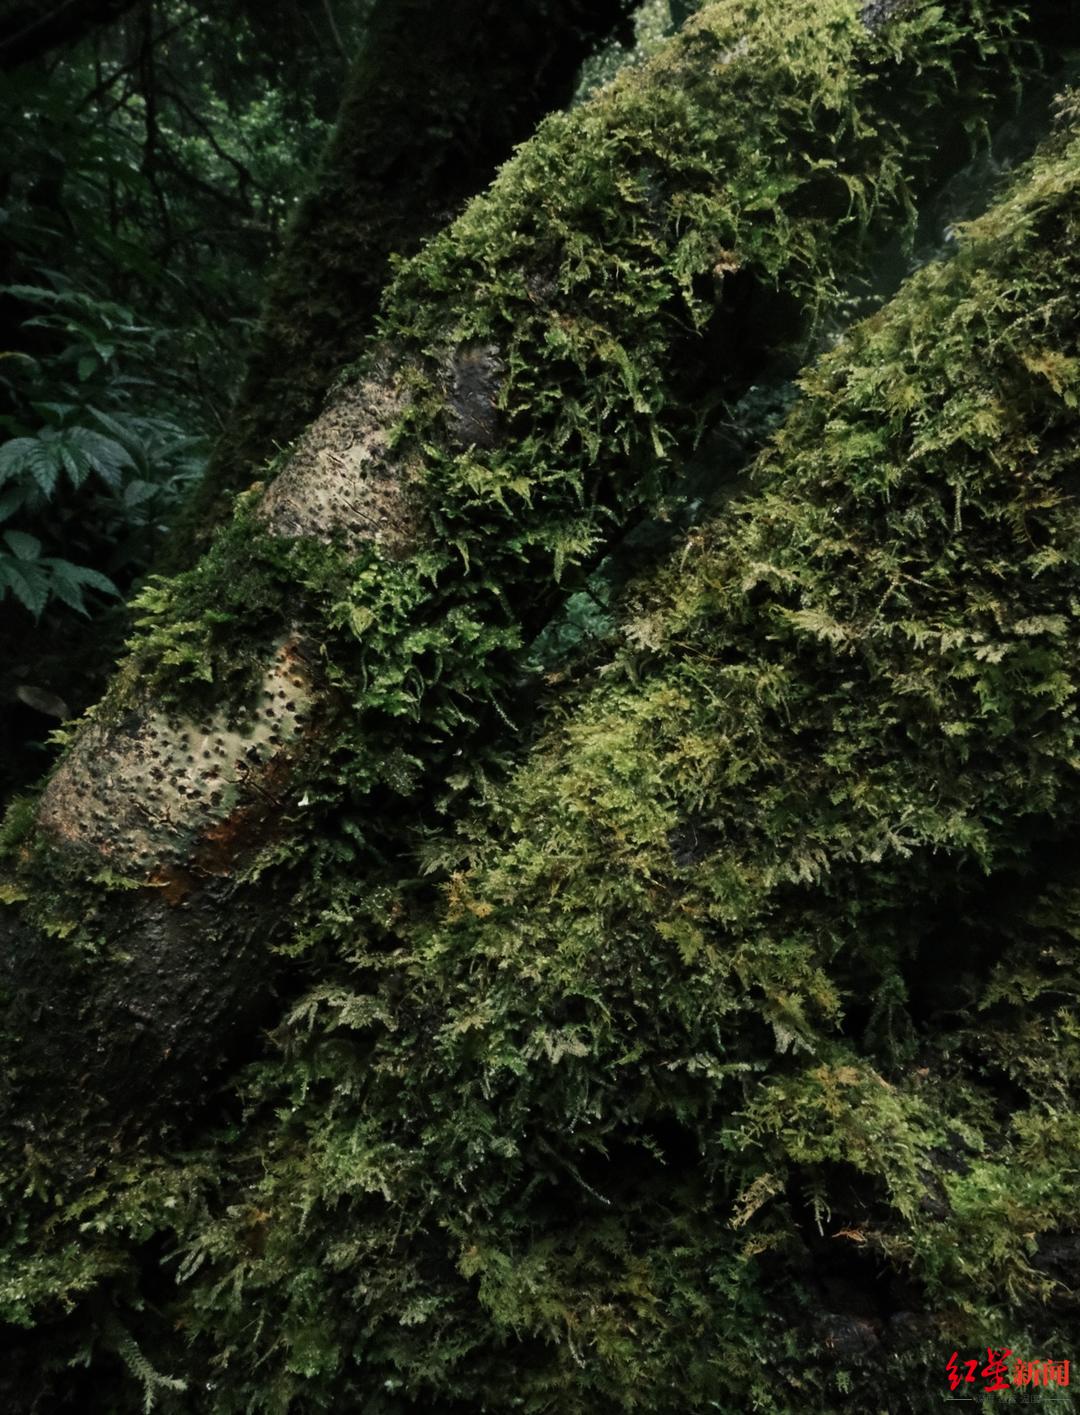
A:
[[0, 0, 1044, 1162], [165, 0, 637, 567]]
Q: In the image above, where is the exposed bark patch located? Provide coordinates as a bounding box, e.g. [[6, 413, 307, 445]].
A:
[[860, 0, 909, 29], [1, 869, 287, 1163], [447, 341, 503, 450], [256, 367, 421, 554], [36, 637, 316, 878]]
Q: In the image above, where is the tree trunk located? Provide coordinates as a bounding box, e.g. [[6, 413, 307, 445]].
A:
[[218, 105, 1078, 1409], [0, 0, 1048, 1174], [165, 0, 637, 566]]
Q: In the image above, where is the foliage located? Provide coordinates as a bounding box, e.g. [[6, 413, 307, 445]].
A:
[[0, 279, 206, 614], [0, 528, 116, 618], [574, 0, 683, 101], [0, 0, 358, 604], [0, 0, 359, 788]]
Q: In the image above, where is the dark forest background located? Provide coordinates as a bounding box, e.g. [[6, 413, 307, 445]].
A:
[[0, 0, 374, 791]]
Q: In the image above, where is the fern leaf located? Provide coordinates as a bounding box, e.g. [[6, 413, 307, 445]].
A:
[[3, 529, 41, 560], [0, 557, 48, 616]]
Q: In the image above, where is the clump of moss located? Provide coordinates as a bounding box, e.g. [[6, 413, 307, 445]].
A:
[[169, 0, 642, 565], [300, 106, 1080, 1409]]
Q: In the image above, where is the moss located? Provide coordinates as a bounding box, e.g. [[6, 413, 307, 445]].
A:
[[7, 5, 1080, 1409], [185, 109, 1080, 1408], [0, 792, 35, 859], [4, 0, 1041, 986], [6, 75, 1080, 1415], [252, 109, 1080, 1409], [113, 0, 1041, 774]]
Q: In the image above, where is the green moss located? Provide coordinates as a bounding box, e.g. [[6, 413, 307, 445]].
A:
[[6, 78, 1080, 1415], [116, 0, 1040, 784], [8, 6, 1080, 1411], [169, 0, 640, 567], [285, 108, 1080, 1408], [0, 793, 36, 860], [184, 108, 1080, 1409]]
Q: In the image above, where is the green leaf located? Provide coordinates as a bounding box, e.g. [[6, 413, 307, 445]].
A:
[[0, 438, 38, 486], [90, 407, 147, 471], [0, 557, 48, 616], [46, 559, 119, 599], [67, 426, 134, 488], [31, 402, 76, 424], [3, 529, 41, 561], [122, 479, 156, 508], [0, 486, 28, 522], [43, 573, 87, 614], [58, 442, 87, 488], [26, 442, 60, 497]]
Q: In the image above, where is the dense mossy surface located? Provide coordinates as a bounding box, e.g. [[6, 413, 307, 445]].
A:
[[136, 109, 1080, 1413], [3, 4, 1080, 1411], [12, 0, 1034, 906], [3, 87, 1080, 1415], [0, 0, 1052, 1194], [103, 105, 1080, 1412]]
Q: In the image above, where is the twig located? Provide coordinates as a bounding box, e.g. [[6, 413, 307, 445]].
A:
[[320, 0, 348, 58]]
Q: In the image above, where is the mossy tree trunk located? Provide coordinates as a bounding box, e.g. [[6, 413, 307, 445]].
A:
[[7, 69, 1080, 1415], [198, 108, 1080, 1410], [0, 0, 1047, 1161], [167, 0, 638, 565], [0, 0, 1060, 1223], [2, 5, 1080, 1412]]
